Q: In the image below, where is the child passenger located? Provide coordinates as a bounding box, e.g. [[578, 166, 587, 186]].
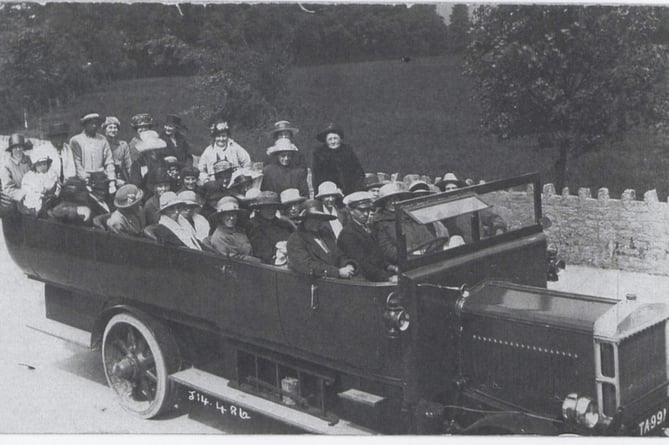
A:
[[21, 147, 60, 215]]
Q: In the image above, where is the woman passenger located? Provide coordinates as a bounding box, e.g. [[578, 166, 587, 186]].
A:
[[154, 191, 201, 250], [143, 167, 172, 226], [262, 136, 308, 197], [177, 190, 210, 242], [311, 123, 364, 195], [107, 184, 145, 236], [205, 196, 259, 262], [247, 191, 294, 264], [314, 181, 347, 240], [0, 133, 32, 203], [280, 188, 306, 230], [102, 116, 132, 183]]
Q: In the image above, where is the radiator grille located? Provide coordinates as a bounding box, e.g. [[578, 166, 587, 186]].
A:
[[619, 322, 666, 404]]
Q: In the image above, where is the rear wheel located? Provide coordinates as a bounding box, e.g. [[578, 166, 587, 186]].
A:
[[102, 312, 180, 418]]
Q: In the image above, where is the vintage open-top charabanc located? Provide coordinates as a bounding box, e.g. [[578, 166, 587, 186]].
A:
[[2, 172, 669, 435]]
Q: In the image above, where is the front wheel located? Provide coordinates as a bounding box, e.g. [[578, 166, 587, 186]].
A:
[[102, 312, 180, 418]]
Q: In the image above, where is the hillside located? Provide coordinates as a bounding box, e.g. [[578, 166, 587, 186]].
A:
[[26, 55, 669, 198]]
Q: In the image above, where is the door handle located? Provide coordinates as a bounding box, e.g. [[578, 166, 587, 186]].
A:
[[310, 284, 319, 310]]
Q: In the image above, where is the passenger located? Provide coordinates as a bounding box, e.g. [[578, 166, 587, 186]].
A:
[[362, 173, 384, 200], [287, 199, 357, 279], [69, 112, 115, 181], [164, 156, 183, 191], [129, 130, 168, 190], [160, 114, 193, 167], [177, 190, 210, 242], [201, 160, 235, 217], [198, 121, 251, 183], [247, 191, 294, 264], [43, 122, 77, 184], [314, 181, 348, 240], [86, 171, 115, 217], [436, 172, 507, 241], [280, 188, 306, 230], [264, 120, 307, 169], [262, 138, 309, 197], [154, 191, 202, 250], [204, 196, 259, 262], [311, 122, 364, 195], [227, 168, 262, 203], [338, 191, 398, 282], [48, 177, 92, 225], [143, 167, 172, 226], [21, 147, 60, 216], [128, 113, 155, 162], [107, 184, 145, 236], [0, 133, 32, 202], [179, 165, 201, 194], [102, 116, 132, 184], [371, 182, 435, 263]]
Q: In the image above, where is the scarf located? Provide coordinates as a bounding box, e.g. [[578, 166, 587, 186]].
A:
[[158, 215, 202, 250]]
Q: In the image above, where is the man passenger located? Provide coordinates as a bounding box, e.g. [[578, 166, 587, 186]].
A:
[[69, 112, 115, 181], [338, 191, 398, 282], [247, 191, 294, 264]]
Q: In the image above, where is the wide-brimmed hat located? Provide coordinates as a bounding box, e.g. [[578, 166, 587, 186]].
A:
[[315, 181, 343, 199], [280, 188, 306, 206], [181, 165, 200, 179], [130, 113, 154, 129], [102, 116, 121, 130], [29, 147, 52, 168], [159, 191, 183, 213], [210, 121, 231, 136], [214, 196, 240, 214], [213, 160, 234, 175], [269, 120, 299, 138], [80, 112, 102, 125], [435, 172, 466, 191], [114, 184, 144, 209], [177, 190, 202, 207], [227, 169, 257, 190], [362, 173, 383, 190], [298, 199, 338, 221], [316, 122, 344, 143], [250, 191, 281, 208], [147, 167, 171, 186], [267, 138, 298, 156], [343, 191, 374, 209], [164, 156, 183, 169], [6, 133, 32, 152], [164, 114, 188, 131], [47, 122, 70, 138], [375, 182, 414, 207], [135, 130, 167, 153]]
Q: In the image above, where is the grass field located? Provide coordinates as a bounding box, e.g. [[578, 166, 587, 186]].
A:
[[26, 55, 669, 199]]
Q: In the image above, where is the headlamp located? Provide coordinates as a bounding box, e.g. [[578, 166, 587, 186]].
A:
[[562, 393, 599, 429]]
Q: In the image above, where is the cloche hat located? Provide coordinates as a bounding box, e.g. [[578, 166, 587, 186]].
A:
[[158, 191, 182, 213], [214, 196, 240, 214], [177, 190, 202, 207]]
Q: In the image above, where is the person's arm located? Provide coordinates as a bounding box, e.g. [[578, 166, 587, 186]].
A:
[[121, 143, 133, 182], [101, 138, 115, 178], [287, 233, 340, 278], [198, 147, 212, 182], [0, 165, 25, 202], [374, 221, 399, 263], [338, 230, 391, 281], [236, 145, 252, 168], [69, 136, 87, 180]]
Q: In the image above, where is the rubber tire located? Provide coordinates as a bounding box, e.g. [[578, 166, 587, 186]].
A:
[[102, 312, 180, 419]]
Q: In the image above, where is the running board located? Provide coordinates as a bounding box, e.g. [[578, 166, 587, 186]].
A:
[[170, 367, 374, 435], [26, 318, 91, 349]]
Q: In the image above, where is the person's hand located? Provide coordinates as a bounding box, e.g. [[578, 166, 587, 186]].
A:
[[388, 275, 398, 283], [77, 206, 91, 222], [338, 265, 355, 278]]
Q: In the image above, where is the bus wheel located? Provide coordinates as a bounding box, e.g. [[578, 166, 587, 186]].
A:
[[102, 312, 180, 418]]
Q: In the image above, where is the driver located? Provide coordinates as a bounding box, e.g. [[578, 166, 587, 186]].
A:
[[370, 182, 435, 263]]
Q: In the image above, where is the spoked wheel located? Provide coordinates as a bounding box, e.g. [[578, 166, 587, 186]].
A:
[[102, 312, 180, 418]]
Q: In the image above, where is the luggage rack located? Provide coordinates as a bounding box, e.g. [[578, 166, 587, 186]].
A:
[[231, 346, 339, 424]]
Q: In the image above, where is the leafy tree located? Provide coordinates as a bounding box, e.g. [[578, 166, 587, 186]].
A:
[[448, 4, 470, 52], [466, 5, 669, 190]]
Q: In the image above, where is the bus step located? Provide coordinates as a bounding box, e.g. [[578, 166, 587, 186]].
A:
[[170, 367, 374, 435]]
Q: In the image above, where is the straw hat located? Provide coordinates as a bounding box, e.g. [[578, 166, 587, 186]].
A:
[[269, 120, 299, 138], [280, 188, 306, 206], [374, 182, 414, 207], [158, 191, 182, 213], [177, 190, 202, 207], [435, 172, 466, 191], [80, 112, 102, 124], [315, 181, 343, 199], [250, 191, 281, 208], [298, 199, 338, 221], [114, 184, 144, 209], [362, 173, 383, 190], [266, 138, 298, 156], [409, 180, 430, 196]]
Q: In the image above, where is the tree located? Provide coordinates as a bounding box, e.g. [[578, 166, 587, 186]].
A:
[[448, 4, 470, 52], [466, 5, 669, 190]]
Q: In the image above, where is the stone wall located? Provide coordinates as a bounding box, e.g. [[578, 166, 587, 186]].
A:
[[486, 184, 669, 276]]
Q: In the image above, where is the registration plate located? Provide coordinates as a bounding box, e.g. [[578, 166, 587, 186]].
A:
[[638, 407, 667, 436], [186, 389, 253, 421]]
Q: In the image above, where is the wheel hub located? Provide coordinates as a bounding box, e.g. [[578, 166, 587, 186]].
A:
[[111, 355, 138, 380]]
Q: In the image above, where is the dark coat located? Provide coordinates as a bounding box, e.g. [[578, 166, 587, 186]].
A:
[[371, 208, 434, 263], [154, 224, 188, 249], [311, 143, 364, 195], [287, 228, 356, 278], [261, 163, 308, 197], [338, 219, 393, 282], [247, 216, 294, 264], [129, 153, 168, 192], [160, 131, 193, 166]]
